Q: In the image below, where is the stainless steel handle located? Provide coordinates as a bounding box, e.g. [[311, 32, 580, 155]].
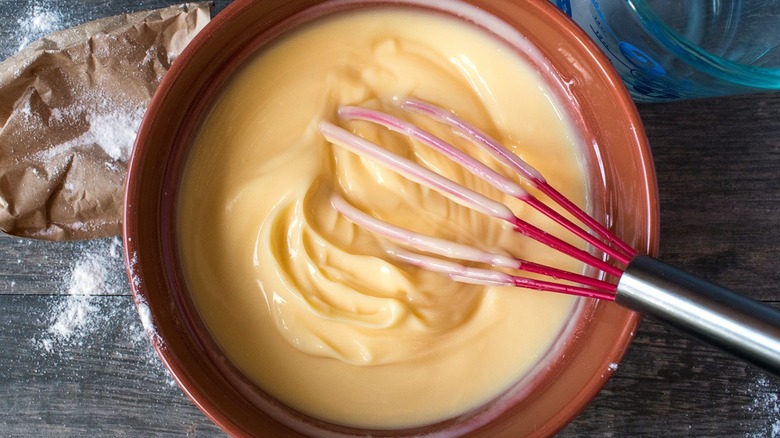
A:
[[615, 255, 780, 375]]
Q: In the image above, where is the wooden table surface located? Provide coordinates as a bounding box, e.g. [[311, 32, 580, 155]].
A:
[[2, 1, 779, 436]]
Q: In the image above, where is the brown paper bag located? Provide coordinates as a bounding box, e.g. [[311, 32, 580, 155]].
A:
[[0, 3, 211, 240]]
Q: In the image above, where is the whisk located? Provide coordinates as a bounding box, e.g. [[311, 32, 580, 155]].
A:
[[319, 98, 780, 376]]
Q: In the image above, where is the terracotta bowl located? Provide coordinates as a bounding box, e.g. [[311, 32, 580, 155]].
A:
[[123, 0, 659, 436]]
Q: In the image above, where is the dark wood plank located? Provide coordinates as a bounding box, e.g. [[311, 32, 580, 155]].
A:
[[0, 294, 222, 436], [562, 95, 780, 436], [0, 235, 128, 296], [562, 318, 780, 437], [639, 95, 780, 302]]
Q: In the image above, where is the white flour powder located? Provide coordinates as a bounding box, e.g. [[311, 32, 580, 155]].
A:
[[41, 239, 121, 351], [13, 2, 68, 54], [43, 101, 146, 163], [33, 237, 172, 384], [38, 238, 123, 350], [748, 374, 780, 437]]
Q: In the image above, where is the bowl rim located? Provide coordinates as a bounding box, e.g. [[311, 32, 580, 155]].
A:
[[123, 0, 660, 436]]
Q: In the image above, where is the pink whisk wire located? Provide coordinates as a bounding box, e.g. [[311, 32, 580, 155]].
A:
[[331, 194, 617, 300], [319, 99, 637, 300], [400, 98, 637, 263]]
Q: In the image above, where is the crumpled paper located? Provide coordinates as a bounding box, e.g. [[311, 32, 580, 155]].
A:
[[0, 3, 211, 240]]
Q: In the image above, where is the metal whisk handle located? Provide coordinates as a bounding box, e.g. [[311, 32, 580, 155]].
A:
[[616, 255, 780, 376]]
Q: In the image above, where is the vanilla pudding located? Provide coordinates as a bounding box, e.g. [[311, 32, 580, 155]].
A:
[[178, 8, 588, 430]]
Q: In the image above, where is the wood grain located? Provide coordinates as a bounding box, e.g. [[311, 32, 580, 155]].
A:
[[0, 294, 223, 436], [562, 95, 780, 437], [1, 1, 779, 436]]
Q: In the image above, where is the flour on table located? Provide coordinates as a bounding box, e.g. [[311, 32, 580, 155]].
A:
[[13, 2, 69, 54], [33, 237, 173, 385], [748, 374, 780, 437], [36, 237, 124, 349]]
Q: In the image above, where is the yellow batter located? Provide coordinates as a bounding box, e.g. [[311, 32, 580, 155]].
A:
[[178, 8, 587, 430]]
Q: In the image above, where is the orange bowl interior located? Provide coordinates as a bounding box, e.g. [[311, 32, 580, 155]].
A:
[[123, 0, 660, 436]]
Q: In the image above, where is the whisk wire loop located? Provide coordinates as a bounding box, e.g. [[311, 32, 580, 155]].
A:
[[331, 193, 618, 296], [337, 104, 634, 266], [401, 98, 637, 261], [320, 99, 637, 299]]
